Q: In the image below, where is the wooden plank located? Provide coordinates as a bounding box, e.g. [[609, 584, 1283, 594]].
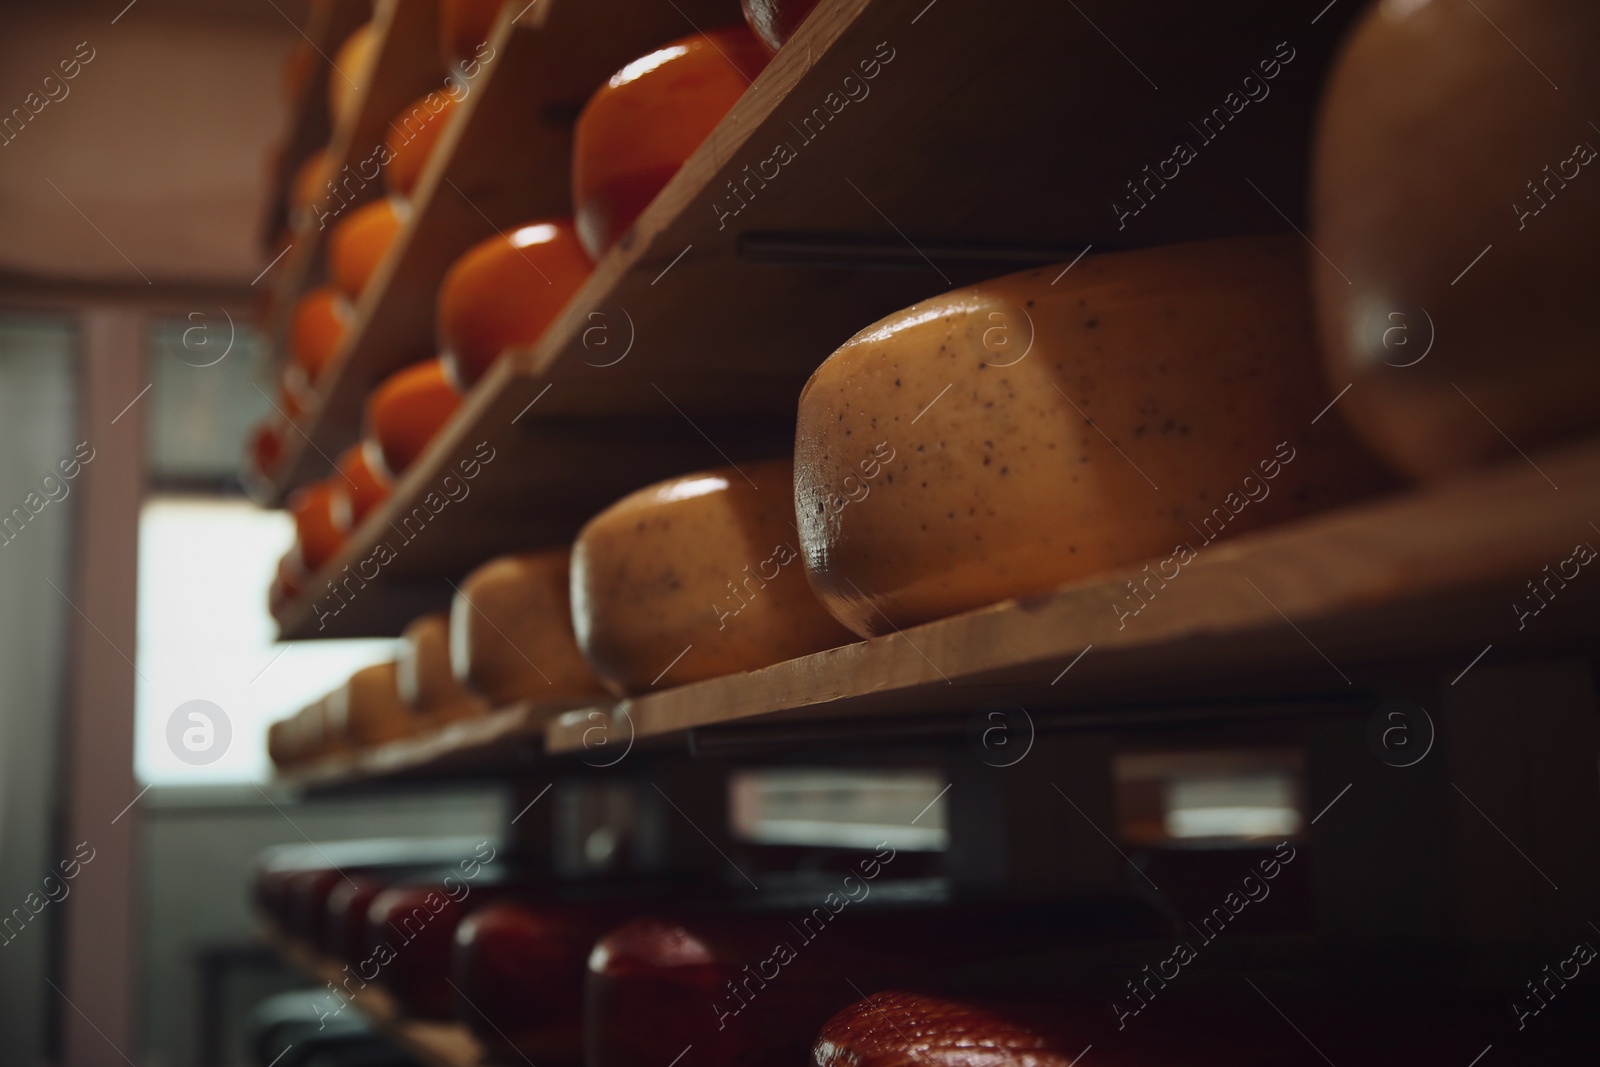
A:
[[265, 929, 484, 1067], [542, 438, 1600, 752], [266, 0, 448, 345], [277, 699, 594, 789], [268, 0, 751, 500], [258, 0, 371, 253]]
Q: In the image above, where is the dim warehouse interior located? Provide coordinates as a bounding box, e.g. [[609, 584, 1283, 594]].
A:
[[0, 0, 1596, 1064]]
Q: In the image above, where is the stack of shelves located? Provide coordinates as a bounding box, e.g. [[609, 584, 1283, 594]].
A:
[[253, 0, 1600, 1059]]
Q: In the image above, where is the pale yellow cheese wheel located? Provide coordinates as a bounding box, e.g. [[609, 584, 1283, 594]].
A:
[[448, 548, 608, 707], [795, 234, 1393, 637], [268, 694, 344, 768], [571, 460, 855, 694], [324, 661, 424, 747], [397, 613, 491, 724]]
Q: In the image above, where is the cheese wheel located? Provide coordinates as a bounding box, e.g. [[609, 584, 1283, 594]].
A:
[[385, 90, 460, 198], [1310, 0, 1600, 479], [326, 661, 424, 747], [794, 235, 1393, 637], [571, 461, 855, 694], [328, 195, 408, 300], [268, 550, 308, 618], [440, 0, 502, 66], [365, 885, 469, 1018], [246, 418, 284, 482], [289, 148, 330, 230], [449, 549, 606, 706], [366, 358, 463, 477], [451, 902, 621, 1062], [334, 440, 392, 525], [397, 613, 491, 723], [327, 875, 387, 964], [437, 220, 593, 388], [289, 287, 351, 383], [572, 28, 770, 259], [288, 480, 350, 572], [283, 40, 316, 105], [742, 0, 821, 51], [328, 22, 378, 128]]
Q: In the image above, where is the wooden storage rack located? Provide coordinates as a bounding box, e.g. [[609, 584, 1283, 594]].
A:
[[256, 3, 1600, 1059], [263, 0, 1365, 637]]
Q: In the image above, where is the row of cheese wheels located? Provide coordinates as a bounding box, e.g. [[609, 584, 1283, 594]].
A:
[[253, 847, 1182, 1065], [250, 0, 815, 489], [271, 231, 1396, 770], [255, 844, 1558, 1065]]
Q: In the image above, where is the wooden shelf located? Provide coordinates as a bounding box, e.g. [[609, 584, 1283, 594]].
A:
[[543, 439, 1600, 754], [265, 928, 483, 1067], [264, 0, 449, 344], [259, 0, 371, 254], [275, 700, 589, 789], [266, 0, 752, 502], [271, 0, 1363, 637]]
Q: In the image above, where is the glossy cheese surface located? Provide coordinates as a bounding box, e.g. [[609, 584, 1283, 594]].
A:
[[1311, 0, 1600, 478], [794, 235, 1392, 637], [570, 460, 854, 694], [397, 612, 490, 723], [333, 440, 392, 525], [328, 195, 407, 300], [289, 287, 351, 383], [328, 22, 377, 128], [440, 0, 502, 65], [366, 358, 463, 477], [449, 548, 606, 707], [742, 0, 821, 51], [385, 91, 459, 198], [572, 28, 770, 259], [437, 220, 592, 387], [288, 480, 350, 572], [325, 661, 423, 747]]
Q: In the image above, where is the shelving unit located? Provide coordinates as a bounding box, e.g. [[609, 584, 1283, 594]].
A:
[[267, 929, 483, 1067], [253, 3, 1600, 1062], [265, 0, 1364, 637]]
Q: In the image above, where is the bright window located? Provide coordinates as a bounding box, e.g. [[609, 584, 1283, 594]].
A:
[[133, 495, 397, 785]]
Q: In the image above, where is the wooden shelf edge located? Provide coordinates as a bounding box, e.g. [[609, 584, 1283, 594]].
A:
[[262, 926, 484, 1067], [542, 437, 1600, 752], [275, 699, 595, 789]]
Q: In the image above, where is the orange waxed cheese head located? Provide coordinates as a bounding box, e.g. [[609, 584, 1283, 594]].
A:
[[570, 459, 854, 694], [437, 220, 592, 387], [288, 479, 351, 573], [290, 287, 352, 383], [328, 21, 378, 128], [440, 0, 503, 67], [329, 196, 408, 300], [572, 27, 770, 260], [384, 90, 461, 198], [366, 358, 463, 477], [793, 234, 1396, 638], [289, 148, 331, 230], [334, 440, 393, 525], [247, 419, 285, 480]]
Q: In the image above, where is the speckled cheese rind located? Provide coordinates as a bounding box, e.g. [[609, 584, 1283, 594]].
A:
[[795, 234, 1392, 637], [570, 459, 855, 694], [449, 548, 608, 707]]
